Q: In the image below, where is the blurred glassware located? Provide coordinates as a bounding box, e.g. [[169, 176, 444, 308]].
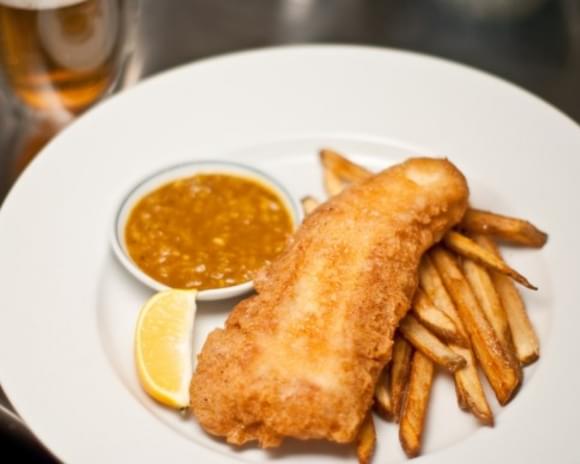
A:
[[0, 0, 140, 178], [437, 0, 550, 20]]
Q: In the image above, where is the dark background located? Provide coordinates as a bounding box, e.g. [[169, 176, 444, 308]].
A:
[[0, 0, 579, 461]]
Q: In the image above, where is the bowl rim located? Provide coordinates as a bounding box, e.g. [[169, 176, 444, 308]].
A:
[[110, 159, 302, 301]]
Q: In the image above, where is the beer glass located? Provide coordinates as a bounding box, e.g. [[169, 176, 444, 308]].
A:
[[0, 0, 138, 113], [0, 0, 139, 178]]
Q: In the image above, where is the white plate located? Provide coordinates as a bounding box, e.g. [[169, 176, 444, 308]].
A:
[[0, 45, 579, 464]]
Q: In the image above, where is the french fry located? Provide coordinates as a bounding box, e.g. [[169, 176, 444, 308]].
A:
[[444, 230, 537, 290], [390, 335, 413, 422], [419, 257, 468, 339], [459, 208, 548, 248], [453, 368, 468, 411], [320, 148, 372, 183], [477, 237, 540, 365], [399, 351, 435, 458], [398, 314, 466, 372], [300, 196, 321, 216], [431, 247, 522, 405], [451, 345, 494, 425], [374, 366, 393, 420], [463, 237, 516, 358], [412, 288, 467, 346], [420, 257, 493, 424], [322, 165, 345, 197], [356, 412, 376, 464]]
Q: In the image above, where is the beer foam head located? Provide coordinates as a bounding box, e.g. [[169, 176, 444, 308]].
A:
[[0, 0, 85, 9]]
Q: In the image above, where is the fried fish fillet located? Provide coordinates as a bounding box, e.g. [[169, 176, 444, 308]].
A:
[[190, 157, 469, 447]]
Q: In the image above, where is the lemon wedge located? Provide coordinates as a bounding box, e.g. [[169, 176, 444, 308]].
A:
[[135, 289, 197, 409]]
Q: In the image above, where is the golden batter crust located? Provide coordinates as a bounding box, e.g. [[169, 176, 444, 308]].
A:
[[190, 157, 469, 448]]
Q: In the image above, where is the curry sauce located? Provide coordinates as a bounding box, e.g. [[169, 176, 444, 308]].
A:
[[125, 173, 293, 290]]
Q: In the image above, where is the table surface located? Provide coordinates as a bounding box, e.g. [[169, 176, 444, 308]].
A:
[[0, 0, 579, 461]]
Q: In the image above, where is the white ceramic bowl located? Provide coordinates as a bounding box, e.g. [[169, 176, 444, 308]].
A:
[[111, 160, 301, 300]]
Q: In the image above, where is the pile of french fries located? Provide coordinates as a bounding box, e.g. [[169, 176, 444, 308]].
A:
[[304, 149, 547, 463]]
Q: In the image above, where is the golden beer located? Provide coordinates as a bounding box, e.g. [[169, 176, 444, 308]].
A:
[[0, 0, 125, 113]]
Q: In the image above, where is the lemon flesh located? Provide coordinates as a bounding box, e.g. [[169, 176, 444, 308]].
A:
[[135, 289, 197, 408]]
